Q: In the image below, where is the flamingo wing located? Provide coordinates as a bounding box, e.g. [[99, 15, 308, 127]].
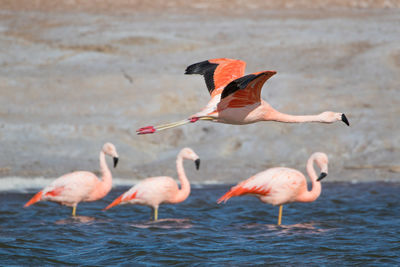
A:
[[218, 175, 272, 204], [45, 172, 98, 202], [104, 177, 178, 210], [44, 186, 65, 197], [104, 190, 137, 210], [185, 58, 246, 98], [24, 190, 43, 207], [219, 70, 276, 109]]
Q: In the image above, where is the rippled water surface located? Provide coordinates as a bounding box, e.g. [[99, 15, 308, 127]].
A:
[[1, 182, 399, 265]]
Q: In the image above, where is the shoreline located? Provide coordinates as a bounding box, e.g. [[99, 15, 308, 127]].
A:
[[1, 176, 399, 193]]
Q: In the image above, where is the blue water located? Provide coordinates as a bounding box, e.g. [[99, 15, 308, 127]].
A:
[[1, 182, 399, 266]]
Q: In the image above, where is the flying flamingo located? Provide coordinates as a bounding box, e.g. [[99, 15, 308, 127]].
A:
[[104, 147, 200, 221], [137, 58, 349, 134], [218, 152, 329, 225], [24, 143, 119, 217]]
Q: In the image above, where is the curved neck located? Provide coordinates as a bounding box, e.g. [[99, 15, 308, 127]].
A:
[[173, 154, 191, 203], [263, 103, 325, 123], [296, 155, 321, 202], [96, 151, 112, 198]]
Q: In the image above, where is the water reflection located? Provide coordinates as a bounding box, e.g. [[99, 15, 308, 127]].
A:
[[55, 216, 97, 224], [131, 218, 193, 229], [242, 221, 333, 235]]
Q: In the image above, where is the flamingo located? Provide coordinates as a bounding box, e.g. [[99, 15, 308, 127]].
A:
[[137, 58, 349, 134], [104, 147, 200, 221], [218, 152, 329, 225], [24, 143, 119, 217]]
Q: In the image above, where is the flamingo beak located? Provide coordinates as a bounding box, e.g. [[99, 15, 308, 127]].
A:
[[317, 172, 327, 181], [113, 157, 119, 168], [195, 159, 200, 170], [341, 114, 350, 126]]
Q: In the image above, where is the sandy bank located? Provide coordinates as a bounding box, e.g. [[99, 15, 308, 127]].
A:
[[0, 3, 399, 183]]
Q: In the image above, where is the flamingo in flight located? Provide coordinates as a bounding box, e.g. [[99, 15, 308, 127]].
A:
[[218, 152, 329, 225], [137, 58, 349, 134], [24, 143, 119, 217], [104, 147, 200, 221]]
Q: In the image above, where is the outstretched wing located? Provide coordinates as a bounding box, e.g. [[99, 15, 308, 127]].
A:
[[185, 58, 246, 98], [220, 70, 276, 108]]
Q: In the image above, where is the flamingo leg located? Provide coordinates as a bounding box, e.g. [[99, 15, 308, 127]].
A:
[[199, 116, 214, 121], [156, 116, 214, 131], [72, 205, 77, 217], [154, 207, 158, 221], [137, 117, 215, 135], [137, 119, 189, 134], [155, 119, 191, 131], [277, 205, 283, 225]]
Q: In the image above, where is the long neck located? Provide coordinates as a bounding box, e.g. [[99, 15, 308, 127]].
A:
[[263, 103, 325, 123], [173, 154, 191, 203], [95, 151, 112, 199], [296, 155, 321, 202]]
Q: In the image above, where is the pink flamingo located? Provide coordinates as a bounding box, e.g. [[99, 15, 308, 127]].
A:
[[218, 152, 329, 225], [24, 143, 119, 216], [137, 58, 349, 134], [104, 147, 200, 221]]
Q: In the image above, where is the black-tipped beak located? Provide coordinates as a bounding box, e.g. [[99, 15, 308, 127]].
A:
[[113, 157, 119, 168], [341, 114, 350, 126], [195, 159, 200, 170], [317, 172, 327, 181]]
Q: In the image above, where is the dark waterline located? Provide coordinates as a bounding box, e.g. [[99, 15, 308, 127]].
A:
[[1, 182, 399, 266]]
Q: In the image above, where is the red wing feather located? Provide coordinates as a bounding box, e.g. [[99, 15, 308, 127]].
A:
[[24, 190, 43, 207], [44, 187, 65, 197], [185, 58, 246, 97], [103, 191, 137, 210], [218, 184, 271, 204], [209, 58, 246, 97], [221, 71, 276, 109]]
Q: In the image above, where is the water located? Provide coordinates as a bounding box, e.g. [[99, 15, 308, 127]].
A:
[[0, 182, 399, 265]]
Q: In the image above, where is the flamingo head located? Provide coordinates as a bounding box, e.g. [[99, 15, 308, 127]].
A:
[[180, 147, 200, 170], [319, 112, 350, 126], [102, 142, 119, 168], [313, 152, 328, 181]]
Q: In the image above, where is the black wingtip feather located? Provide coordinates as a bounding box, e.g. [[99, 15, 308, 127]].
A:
[[185, 60, 215, 75], [221, 74, 258, 99], [185, 60, 218, 94]]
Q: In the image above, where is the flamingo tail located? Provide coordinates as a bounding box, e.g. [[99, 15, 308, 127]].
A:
[[217, 186, 245, 204], [218, 184, 270, 204], [24, 190, 43, 207], [136, 117, 214, 135], [103, 191, 137, 211], [103, 194, 124, 210]]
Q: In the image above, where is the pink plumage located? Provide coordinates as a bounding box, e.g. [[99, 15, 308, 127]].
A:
[[218, 152, 329, 225], [104, 147, 200, 221], [24, 143, 119, 216], [136, 58, 349, 135]]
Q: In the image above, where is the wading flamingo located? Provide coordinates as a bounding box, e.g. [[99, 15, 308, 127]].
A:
[[218, 152, 329, 225], [104, 147, 200, 221], [137, 58, 349, 134], [24, 143, 119, 216]]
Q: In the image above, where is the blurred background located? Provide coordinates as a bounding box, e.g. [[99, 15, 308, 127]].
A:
[[0, 0, 399, 185]]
